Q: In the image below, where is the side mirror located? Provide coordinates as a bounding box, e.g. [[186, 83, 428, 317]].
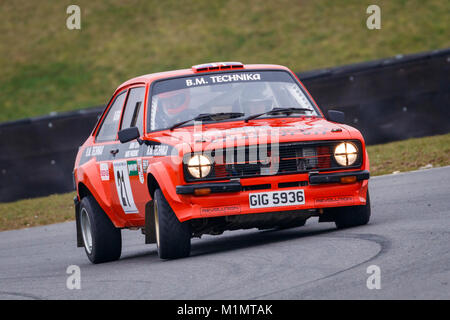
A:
[[118, 127, 140, 144], [327, 110, 345, 123]]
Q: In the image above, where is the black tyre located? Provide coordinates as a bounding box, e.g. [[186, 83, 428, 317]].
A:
[[334, 191, 371, 229], [79, 195, 122, 263], [154, 189, 191, 259]]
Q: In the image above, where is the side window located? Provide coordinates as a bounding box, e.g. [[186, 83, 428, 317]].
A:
[[120, 87, 146, 133], [96, 92, 126, 142]]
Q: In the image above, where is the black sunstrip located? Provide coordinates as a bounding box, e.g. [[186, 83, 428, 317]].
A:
[[152, 70, 296, 95]]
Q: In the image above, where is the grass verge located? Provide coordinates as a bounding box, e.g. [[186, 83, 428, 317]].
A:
[[0, 192, 76, 232], [0, 0, 449, 122], [1, 133, 449, 231]]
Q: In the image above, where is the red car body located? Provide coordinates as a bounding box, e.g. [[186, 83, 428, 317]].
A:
[[73, 62, 370, 262]]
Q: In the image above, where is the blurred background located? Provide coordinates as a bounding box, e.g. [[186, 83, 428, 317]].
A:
[[0, 0, 448, 227], [0, 0, 448, 121]]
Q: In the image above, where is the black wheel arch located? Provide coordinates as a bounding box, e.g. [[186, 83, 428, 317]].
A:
[[75, 182, 95, 248], [144, 173, 160, 244]]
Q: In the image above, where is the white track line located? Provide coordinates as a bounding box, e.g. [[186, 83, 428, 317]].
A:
[[371, 164, 450, 179]]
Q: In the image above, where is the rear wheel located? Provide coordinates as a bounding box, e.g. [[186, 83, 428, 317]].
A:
[[79, 196, 122, 263], [334, 191, 371, 229], [154, 189, 191, 259]]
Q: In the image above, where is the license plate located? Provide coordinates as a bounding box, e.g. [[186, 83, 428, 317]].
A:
[[249, 189, 305, 209]]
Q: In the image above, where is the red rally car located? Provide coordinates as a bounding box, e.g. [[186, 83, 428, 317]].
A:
[[73, 62, 370, 263]]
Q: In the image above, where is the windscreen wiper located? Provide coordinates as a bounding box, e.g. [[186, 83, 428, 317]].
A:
[[244, 107, 313, 123], [170, 112, 245, 130]]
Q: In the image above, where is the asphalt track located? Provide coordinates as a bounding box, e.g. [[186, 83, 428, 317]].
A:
[[1, 166, 449, 300]]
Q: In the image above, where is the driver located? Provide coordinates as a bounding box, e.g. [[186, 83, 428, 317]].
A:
[[155, 89, 192, 129], [238, 83, 273, 116]]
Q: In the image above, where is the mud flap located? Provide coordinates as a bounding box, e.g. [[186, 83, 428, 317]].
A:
[[74, 196, 84, 247], [145, 200, 156, 244], [318, 208, 337, 222]]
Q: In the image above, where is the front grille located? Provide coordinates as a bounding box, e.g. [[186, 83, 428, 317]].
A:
[[242, 184, 271, 191], [278, 181, 308, 188], [184, 140, 362, 182]]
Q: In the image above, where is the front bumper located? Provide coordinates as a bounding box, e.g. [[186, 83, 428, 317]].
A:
[[309, 170, 369, 184], [176, 181, 242, 195], [173, 170, 370, 222], [176, 170, 369, 194]]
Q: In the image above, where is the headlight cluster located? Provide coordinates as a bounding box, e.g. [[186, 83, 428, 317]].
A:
[[185, 141, 360, 180], [187, 154, 212, 178], [334, 142, 358, 166]]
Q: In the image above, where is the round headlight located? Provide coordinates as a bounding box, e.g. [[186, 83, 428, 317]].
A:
[[334, 142, 358, 166], [187, 154, 212, 178]]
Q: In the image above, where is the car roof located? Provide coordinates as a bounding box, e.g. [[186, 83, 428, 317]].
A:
[[114, 63, 291, 93]]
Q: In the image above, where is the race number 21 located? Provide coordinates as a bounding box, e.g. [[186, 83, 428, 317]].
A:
[[113, 161, 138, 214]]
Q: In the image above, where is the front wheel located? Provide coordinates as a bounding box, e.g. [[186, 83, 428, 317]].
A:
[[79, 195, 122, 263], [154, 189, 191, 259], [334, 191, 371, 229]]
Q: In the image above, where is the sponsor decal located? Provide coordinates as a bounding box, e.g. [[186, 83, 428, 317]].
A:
[[146, 145, 169, 156], [137, 159, 145, 184], [186, 73, 261, 87], [85, 146, 103, 157], [129, 141, 140, 149], [91, 145, 104, 156], [201, 205, 241, 216], [142, 159, 149, 172], [186, 77, 208, 87], [315, 196, 353, 206], [150, 96, 158, 131], [125, 150, 139, 158], [127, 160, 138, 176], [113, 110, 121, 121], [210, 73, 261, 83], [99, 163, 109, 181], [113, 161, 138, 214]]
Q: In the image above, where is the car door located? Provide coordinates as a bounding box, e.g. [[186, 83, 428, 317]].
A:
[[111, 86, 149, 221], [91, 90, 127, 212]]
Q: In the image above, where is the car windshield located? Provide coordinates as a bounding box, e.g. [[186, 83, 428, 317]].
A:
[[148, 70, 320, 131]]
